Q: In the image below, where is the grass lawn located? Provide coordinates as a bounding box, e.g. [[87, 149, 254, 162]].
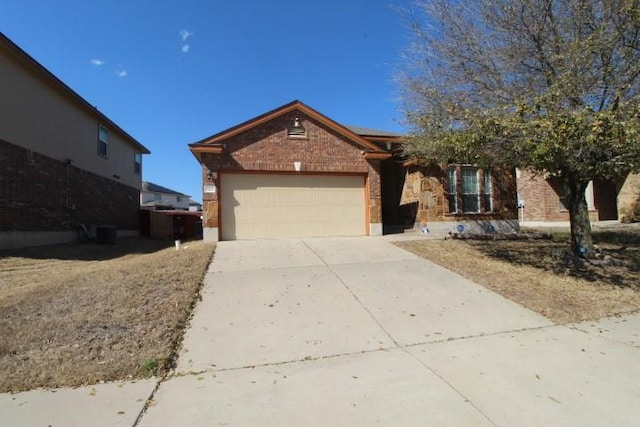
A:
[[0, 237, 215, 393], [396, 227, 640, 324]]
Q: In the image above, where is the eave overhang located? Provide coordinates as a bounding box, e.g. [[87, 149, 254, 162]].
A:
[[0, 33, 150, 155], [362, 151, 393, 160], [188, 143, 225, 162]]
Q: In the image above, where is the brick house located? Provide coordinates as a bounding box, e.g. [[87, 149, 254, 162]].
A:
[[189, 100, 519, 241], [516, 170, 640, 225], [189, 101, 391, 241], [0, 33, 150, 249]]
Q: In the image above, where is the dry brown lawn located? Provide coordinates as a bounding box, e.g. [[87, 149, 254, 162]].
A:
[[0, 237, 215, 393], [396, 228, 640, 324]]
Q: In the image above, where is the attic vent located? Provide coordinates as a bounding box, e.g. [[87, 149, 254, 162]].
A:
[[287, 117, 307, 138]]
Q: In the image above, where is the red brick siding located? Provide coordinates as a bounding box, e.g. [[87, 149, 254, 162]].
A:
[[1, 138, 140, 231], [200, 110, 382, 229], [517, 170, 599, 222]]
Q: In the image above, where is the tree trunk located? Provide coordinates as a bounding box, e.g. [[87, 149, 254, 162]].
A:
[[565, 174, 594, 258]]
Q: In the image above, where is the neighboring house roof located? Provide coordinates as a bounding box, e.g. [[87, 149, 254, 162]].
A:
[[141, 181, 190, 197], [188, 100, 395, 162], [189, 199, 202, 207], [345, 125, 404, 146], [345, 125, 403, 138], [0, 32, 150, 155]]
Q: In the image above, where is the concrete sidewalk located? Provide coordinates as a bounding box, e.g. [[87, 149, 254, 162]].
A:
[[2, 237, 639, 426], [0, 379, 156, 427]]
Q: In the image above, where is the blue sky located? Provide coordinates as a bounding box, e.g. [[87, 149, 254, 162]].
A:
[[2, 1, 412, 202]]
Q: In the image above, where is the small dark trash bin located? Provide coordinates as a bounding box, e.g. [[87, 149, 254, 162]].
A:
[[95, 225, 117, 244]]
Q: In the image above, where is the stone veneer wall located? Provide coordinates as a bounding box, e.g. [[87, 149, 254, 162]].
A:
[[400, 164, 518, 228], [618, 173, 640, 222]]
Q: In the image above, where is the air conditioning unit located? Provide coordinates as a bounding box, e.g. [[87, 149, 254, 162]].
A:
[[95, 225, 117, 244]]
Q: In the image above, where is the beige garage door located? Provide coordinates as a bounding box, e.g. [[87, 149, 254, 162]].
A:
[[220, 173, 366, 240]]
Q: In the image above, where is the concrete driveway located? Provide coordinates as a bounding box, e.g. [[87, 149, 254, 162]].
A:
[[136, 237, 640, 426]]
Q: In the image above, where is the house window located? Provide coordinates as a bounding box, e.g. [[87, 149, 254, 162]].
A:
[[154, 193, 161, 202], [484, 170, 493, 213], [176, 196, 183, 203], [98, 125, 109, 158], [134, 152, 142, 174], [447, 166, 492, 214], [558, 185, 569, 211]]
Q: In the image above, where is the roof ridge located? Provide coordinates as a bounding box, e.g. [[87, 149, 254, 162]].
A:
[[142, 181, 190, 196]]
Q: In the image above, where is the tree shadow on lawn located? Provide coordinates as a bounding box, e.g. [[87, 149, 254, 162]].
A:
[[0, 237, 176, 262], [466, 230, 640, 289]]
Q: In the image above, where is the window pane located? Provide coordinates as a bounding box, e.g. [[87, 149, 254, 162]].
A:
[[461, 168, 478, 192], [484, 194, 492, 212], [447, 168, 457, 193], [98, 126, 108, 157], [463, 194, 479, 212], [461, 168, 479, 212], [447, 194, 457, 213], [557, 180, 569, 210], [484, 169, 492, 212], [559, 196, 568, 210], [134, 152, 142, 173], [99, 126, 108, 142]]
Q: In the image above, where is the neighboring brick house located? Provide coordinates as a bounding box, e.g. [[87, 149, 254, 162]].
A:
[[516, 170, 640, 224], [0, 33, 150, 249], [140, 181, 191, 211], [189, 100, 393, 241], [188, 100, 519, 241]]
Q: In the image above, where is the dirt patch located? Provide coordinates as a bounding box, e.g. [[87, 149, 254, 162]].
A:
[[395, 229, 640, 324], [0, 238, 215, 393]]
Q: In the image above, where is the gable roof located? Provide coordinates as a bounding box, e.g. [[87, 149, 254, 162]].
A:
[[188, 100, 393, 162], [141, 181, 190, 197], [0, 32, 150, 155]]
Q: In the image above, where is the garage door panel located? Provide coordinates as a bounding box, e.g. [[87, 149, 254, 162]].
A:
[[221, 174, 365, 240]]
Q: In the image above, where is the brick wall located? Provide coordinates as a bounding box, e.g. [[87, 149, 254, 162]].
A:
[[1, 138, 140, 231], [517, 170, 599, 222], [200, 110, 382, 230]]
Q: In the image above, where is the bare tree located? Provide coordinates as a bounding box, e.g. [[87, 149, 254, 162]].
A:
[[400, 0, 640, 257]]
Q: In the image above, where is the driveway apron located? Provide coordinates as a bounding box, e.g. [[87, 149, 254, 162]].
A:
[[138, 237, 640, 426]]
